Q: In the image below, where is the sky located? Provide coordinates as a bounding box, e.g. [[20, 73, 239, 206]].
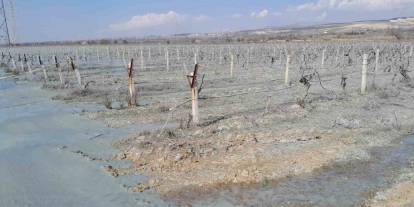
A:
[[13, 0, 414, 43]]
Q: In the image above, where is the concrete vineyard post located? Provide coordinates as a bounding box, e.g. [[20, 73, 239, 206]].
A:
[[96, 48, 100, 63], [285, 55, 290, 86], [165, 48, 169, 71], [219, 48, 222, 65], [75, 49, 79, 63], [83, 48, 86, 63], [361, 54, 368, 94], [247, 48, 250, 68], [321, 49, 326, 69], [148, 48, 151, 61], [116, 48, 120, 59], [373, 49, 379, 87], [23, 54, 33, 75], [194, 52, 197, 65], [177, 48, 180, 61], [24, 54, 33, 79], [122, 49, 127, 68], [140, 49, 144, 71], [279, 50, 282, 65], [70, 57, 82, 89], [187, 64, 200, 124], [55, 56, 64, 86], [19, 54, 24, 72], [11, 57, 16, 72], [230, 53, 234, 78], [106, 47, 110, 61], [410, 46, 413, 57], [39, 56, 48, 82], [127, 59, 136, 107]]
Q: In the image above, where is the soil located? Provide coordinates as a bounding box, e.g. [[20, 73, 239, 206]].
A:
[[4, 41, 414, 206]]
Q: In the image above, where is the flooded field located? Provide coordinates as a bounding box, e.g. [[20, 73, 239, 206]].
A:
[[1, 41, 414, 206], [0, 81, 167, 207]]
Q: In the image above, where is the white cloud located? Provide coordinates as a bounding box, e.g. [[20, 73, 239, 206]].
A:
[[231, 14, 243, 19], [273, 12, 283, 17], [291, 0, 414, 12], [109, 11, 184, 31], [251, 9, 269, 18], [193, 15, 211, 22], [316, 11, 328, 21]]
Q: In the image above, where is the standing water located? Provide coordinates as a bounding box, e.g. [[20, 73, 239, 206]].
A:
[[189, 135, 414, 207], [0, 78, 167, 207]]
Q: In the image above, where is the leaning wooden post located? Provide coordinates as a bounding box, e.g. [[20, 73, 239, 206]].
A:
[[187, 64, 199, 124], [70, 57, 82, 89], [285, 55, 290, 86], [127, 59, 136, 107], [361, 54, 368, 94]]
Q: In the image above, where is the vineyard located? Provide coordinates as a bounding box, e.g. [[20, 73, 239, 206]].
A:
[[2, 41, 414, 205]]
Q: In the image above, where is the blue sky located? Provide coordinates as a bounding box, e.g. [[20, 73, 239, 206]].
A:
[[13, 0, 414, 42]]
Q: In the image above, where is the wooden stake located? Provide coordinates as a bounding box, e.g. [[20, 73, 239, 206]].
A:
[[285, 55, 290, 86], [127, 58, 136, 107], [361, 54, 368, 94]]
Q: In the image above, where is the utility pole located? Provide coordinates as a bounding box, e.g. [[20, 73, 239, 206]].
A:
[[0, 0, 12, 46]]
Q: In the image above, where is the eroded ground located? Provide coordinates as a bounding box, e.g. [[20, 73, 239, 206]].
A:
[[6, 42, 414, 206]]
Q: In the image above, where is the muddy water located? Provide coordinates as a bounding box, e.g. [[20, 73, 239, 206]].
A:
[[0, 80, 167, 207], [187, 135, 414, 207]]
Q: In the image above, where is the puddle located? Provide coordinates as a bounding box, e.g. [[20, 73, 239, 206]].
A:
[[186, 135, 414, 207], [0, 81, 168, 207]]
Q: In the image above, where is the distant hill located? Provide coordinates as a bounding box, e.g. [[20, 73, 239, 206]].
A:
[[17, 17, 414, 46]]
